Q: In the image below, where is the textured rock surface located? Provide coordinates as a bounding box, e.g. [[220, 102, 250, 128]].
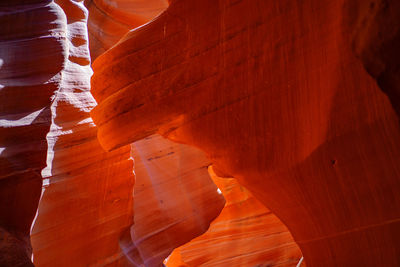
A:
[[91, 0, 400, 266], [84, 0, 168, 60], [123, 134, 225, 266], [2, 0, 400, 265], [166, 166, 302, 267], [28, 1, 134, 266], [0, 1, 64, 265], [348, 0, 400, 117], [3, 1, 223, 266]]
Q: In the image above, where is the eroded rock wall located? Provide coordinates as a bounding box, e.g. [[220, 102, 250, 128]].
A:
[[0, 1, 66, 265], [2, 1, 224, 266], [29, 1, 134, 266], [124, 134, 225, 266], [84, 0, 168, 60], [2, 0, 400, 265], [167, 166, 302, 267], [91, 0, 400, 265]]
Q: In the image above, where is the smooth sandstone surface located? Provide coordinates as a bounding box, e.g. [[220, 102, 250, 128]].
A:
[[91, 0, 400, 266], [166, 166, 302, 267], [84, 0, 168, 60], [2, 0, 400, 266], [0, 1, 65, 265], [125, 134, 225, 267], [29, 1, 134, 266], [2, 1, 228, 266]]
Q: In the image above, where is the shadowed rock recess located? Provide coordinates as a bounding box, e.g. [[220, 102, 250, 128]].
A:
[[1, 0, 400, 266]]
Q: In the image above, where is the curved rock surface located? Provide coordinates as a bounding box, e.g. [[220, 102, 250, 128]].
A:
[[124, 134, 225, 266], [0, 1, 65, 265], [166, 166, 302, 267], [28, 1, 134, 266], [84, 0, 168, 60], [91, 0, 400, 266], [2, 0, 400, 265], [3, 1, 224, 266]]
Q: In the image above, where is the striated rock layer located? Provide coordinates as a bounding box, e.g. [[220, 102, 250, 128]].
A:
[[29, 1, 134, 266], [84, 0, 168, 60], [3, 1, 224, 266], [91, 0, 400, 266], [123, 134, 225, 266], [167, 166, 302, 267], [0, 0, 65, 265]]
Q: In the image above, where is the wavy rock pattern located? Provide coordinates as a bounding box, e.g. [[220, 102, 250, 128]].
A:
[[91, 0, 400, 265], [2, 0, 400, 266], [84, 0, 168, 60], [3, 1, 223, 266], [0, 1, 65, 265], [167, 166, 302, 267], [122, 134, 225, 266], [28, 1, 134, 266]]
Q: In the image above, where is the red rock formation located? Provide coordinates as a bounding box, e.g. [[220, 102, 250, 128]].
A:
[[28, 1, 134, 266], [84, 0, 168, 60], [4, 1, 223, 266], [348, 0, 400, 117], [124, 134, 225, 266], [166, 166, 302, 267], [0, 1, 65, 265], [91, 0, 400, 266], [2, 0, 400, 265]]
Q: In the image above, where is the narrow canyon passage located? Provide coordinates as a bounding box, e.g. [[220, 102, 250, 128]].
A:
[[1, 0, 400, 266]]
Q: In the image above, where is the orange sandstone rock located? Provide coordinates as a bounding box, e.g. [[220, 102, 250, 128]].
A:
[[84, 0, 168, 60], [2, 0, 400, 265], [0, 1, 66, 265], [91, 0, 400, 265], [29, 1, 134, 266], [166, 166, 302, 267], [125, 134, 225, 266], [3, 1, 221, 265]]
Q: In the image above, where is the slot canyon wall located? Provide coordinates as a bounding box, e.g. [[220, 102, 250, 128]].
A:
[[1, 0, 62, 265], [0, 0, 400, 266], [28, 0, 135, 265], [1, 0, 227, 266], [91, 0, 400, 266], [1, 0, 251, 266], [166, 166, 301, 267], [84, 0, 168, 60], [1, 0, 135, 265]]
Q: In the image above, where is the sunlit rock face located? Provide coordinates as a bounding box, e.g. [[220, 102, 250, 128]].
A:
[[84, 0, 168, 60], [0, 0, 65, 265], [166, 166, 302, 267], [28, 1, 134, 266], [2, 0, 225, 266], [123, 134, 225, 266], [91, 0, 400, 266], [2, 0, 400, 266]]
